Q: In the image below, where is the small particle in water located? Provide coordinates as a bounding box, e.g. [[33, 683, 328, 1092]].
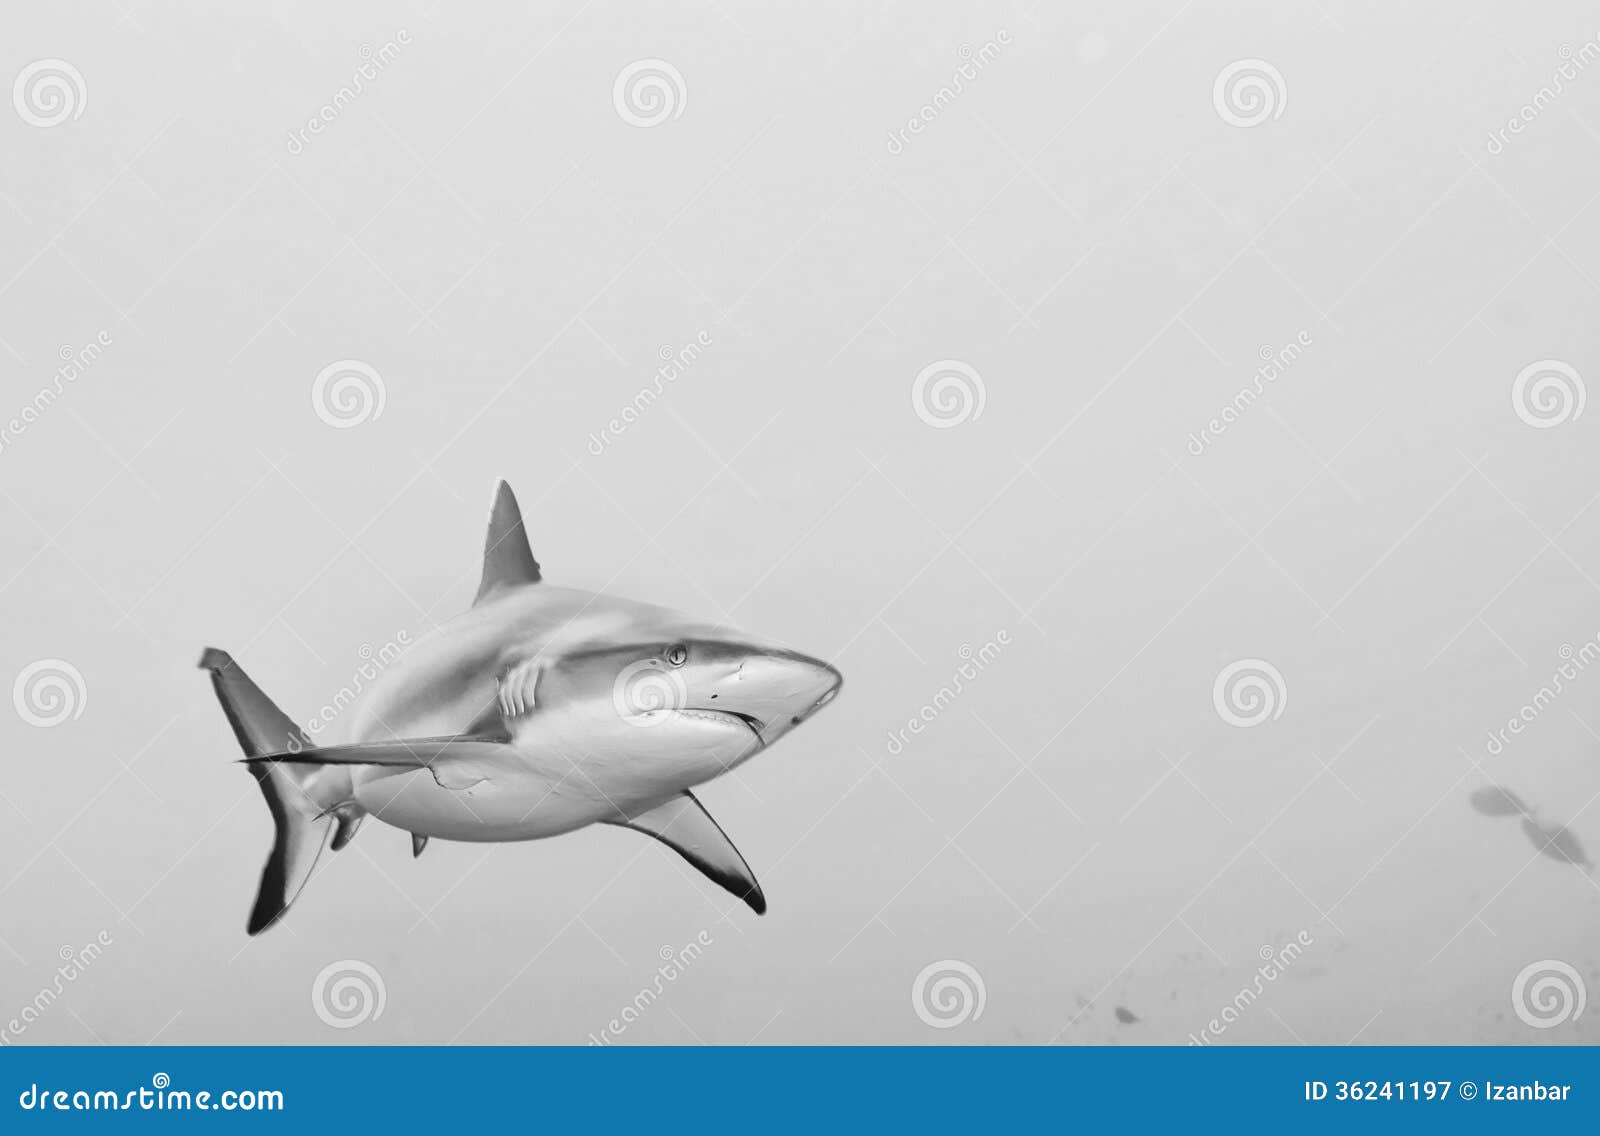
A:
[[1469, 785, 1529, 818], [1114, 1006, 1139, 1024], [1521, 817, 1593, 869]]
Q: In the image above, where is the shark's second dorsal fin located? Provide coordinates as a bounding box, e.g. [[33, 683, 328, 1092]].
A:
[[474, 480, 541, 605]]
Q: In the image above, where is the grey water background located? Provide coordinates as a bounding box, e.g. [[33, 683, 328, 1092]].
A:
[[2, 0, 1600, 1044]]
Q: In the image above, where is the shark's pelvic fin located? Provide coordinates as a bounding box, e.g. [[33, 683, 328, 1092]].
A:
[[330, 810, 364, 852], [199, 647, 337, 936], [412, 833, 429, 858], [610, 792, 767, 914], [473, 480, 541, 605]]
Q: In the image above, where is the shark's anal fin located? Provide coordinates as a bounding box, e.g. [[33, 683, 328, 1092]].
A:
[[330, 810, 363, 852], [473, 480, 541, 605], [412, 833, 428, 858], [609, 792, 767, 915]]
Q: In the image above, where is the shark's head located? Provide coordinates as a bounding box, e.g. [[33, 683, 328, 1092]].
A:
[[471, 481, 842, 789], [542, 630, 842, 775]]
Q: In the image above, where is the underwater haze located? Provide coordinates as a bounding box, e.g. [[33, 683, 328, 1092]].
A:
[[1, 0, 1599, 1044]]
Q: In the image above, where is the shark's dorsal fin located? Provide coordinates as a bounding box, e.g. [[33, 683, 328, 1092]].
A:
[[474, 480, 541, 605]]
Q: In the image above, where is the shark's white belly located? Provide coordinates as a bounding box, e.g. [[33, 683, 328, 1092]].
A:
[[351, 761, 610, 842], [347, 712, 753, 840], [321, 586, 769, 841]]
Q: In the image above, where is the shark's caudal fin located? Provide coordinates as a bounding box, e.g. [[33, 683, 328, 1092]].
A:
[[199, 648, 339, 935], [473, 480, 541, 605]]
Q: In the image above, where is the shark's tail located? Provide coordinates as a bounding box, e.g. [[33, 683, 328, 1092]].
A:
[[199, 647, 345, 935]]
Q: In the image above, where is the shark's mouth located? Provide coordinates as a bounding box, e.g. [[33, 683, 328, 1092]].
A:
[[678, 707, 765, 743]]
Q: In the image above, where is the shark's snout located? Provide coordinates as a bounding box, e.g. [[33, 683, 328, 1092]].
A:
[[800, 664, 843, 722], [721, 652, 840, 745]]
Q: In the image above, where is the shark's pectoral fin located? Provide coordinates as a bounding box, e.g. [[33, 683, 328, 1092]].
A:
[[244, 737, 505, 792], [243, 737, 508, 768], [609, 792, 767, 915], [462, 701, 513, 743], [411, 833, 428, 858]]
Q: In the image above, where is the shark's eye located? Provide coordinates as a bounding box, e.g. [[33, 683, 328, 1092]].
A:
[[666, 644, 688, 667]]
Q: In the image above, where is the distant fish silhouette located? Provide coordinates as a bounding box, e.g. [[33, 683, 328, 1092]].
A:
[[1469, 785, 1529, 818], [1114, 1006, 1139, 1024], [1520, 817, 1594, 871]]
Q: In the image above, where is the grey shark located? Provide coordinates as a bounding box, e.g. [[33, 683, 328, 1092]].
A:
[[200, 481, 842, 934]]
